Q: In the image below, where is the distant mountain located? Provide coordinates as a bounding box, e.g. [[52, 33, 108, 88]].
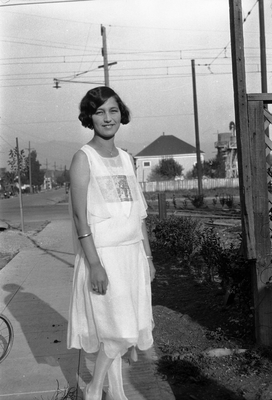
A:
[[0, 139, 149, 170], [115, 139, 148, 156], [35, 140, 149, 170]]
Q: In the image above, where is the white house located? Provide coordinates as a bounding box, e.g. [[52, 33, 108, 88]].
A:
[[134, 134, 204, 183]]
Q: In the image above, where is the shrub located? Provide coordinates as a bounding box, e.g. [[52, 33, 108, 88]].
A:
[[189, 194, 204, 208], [199, 226, 252, 310], [225, 195, 234, 208], [199, 226, 223, 281], [153, 215, 203, 258], [145, 214, 160, 244], [147, 214, 251, 311]]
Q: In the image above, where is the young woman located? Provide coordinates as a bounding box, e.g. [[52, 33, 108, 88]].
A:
[[67, 86, 155, 400]]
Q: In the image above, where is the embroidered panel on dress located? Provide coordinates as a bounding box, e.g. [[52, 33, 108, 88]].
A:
[[96, 175, 133, 202]]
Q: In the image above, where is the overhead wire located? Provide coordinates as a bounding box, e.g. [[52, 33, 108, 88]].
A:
[[0, 0, 95, 7], [203, 0, 259, 72], [1, 0, 269, 88], [2, 46, 270, 61], [0, 134, 14, 149], [1, 112, 194, 127], [1, 69, 268, 88], [0, 120, 79, 163]]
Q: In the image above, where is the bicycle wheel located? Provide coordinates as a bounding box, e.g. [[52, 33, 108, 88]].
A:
[[0, 315, 14, 363]]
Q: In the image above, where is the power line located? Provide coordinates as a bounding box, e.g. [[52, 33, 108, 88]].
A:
[[206, 0, 259, 69], [1, 38, 98, 53], [1, 69, 268, 87], [0, 134, 14, 148], [2, 53, 271, 67], [1, 61, 271, 80], [0, 0, 94, 7], [1, 46, 271, 63], [1, 113, 195, 126], [0, 131, 77, 164]]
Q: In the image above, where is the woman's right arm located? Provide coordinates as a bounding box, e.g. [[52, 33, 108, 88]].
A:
[[69, 150, 108, 295]]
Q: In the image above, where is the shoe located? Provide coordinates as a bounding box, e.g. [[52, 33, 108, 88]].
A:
[[83, 387, 105, 400], [105, 391, 114, 400]]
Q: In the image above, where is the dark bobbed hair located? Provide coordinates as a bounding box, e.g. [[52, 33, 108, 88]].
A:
[[78, 86, 130, 129]]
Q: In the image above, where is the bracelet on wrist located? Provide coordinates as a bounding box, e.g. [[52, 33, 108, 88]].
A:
[[78, 232, 92, 240]]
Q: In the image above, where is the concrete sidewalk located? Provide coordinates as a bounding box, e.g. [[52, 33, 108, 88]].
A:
[[0, 219, 175, 400]]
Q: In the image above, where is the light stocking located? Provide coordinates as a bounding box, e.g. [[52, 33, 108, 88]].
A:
[[106, 354, 128, 400], [83, 343, 113, 400]]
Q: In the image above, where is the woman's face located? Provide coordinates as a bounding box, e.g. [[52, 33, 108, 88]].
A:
[[92, 97, 121, 139]]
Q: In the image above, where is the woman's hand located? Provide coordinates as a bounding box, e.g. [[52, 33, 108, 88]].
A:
[[148, 259, 156, 282], [89, 262, 109, 295]]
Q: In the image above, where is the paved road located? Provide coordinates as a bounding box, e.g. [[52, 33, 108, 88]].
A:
[[0, 188, 69, 224]]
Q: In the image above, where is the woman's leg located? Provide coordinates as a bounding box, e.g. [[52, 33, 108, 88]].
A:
[[106, 353, 128, 400], [84, 343, 113, 400]]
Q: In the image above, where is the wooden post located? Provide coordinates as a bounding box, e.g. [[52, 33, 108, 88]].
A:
[[248, 99, 272, 345], [258, 0, 268, 95], [28, 141, 33, 194], [191, 59, 203, 196], [229, 0, 255, 259], [158, 192, 167, 220], [16, 137, 25, 233], [101, 25, 109, 86]]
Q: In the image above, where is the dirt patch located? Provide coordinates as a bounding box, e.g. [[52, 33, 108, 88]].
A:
[[151, 225, 272, 400], [0, 220, 50, 270]]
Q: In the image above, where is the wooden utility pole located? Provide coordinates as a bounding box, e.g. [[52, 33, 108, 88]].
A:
[[258, 0, 267, 95], [229, 0, 255, 259], [247, 94, 272, 346], [101, 25, 109, 86], [258, 0, 269, 138], [16, 137, 25, 232], [191, 60, 203, 196], [28, 141, 33, 193], [229, 0, 272, 346]]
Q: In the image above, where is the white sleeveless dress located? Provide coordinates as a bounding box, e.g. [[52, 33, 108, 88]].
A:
[[67, 145, 154, 358]]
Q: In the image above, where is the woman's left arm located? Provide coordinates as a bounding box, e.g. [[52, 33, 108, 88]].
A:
[[142, 220, 156, 282]]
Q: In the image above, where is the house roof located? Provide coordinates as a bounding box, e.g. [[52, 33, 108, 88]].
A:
[[135, 134, 202, 157]]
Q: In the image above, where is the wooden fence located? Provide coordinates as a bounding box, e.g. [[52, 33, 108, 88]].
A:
[[140, 178, 239, 192]]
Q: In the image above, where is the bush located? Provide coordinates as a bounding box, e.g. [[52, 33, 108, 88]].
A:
[[148, 216, 252, 311], [145, 214, 160, 243], [153, 215, 203, 258], [199, 226, 252, 310], [189, 194, 205, 208], [199, 226, 239, 283]]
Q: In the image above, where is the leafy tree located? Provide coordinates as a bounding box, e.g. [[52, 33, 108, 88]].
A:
[[7, 148, 27, 179], [188, 152, 225, 179], [56, 166, 70, 186], [25, 150, 45, 187], [1, 171, 17, 193], [3, 147, 28, 186], [148, 158, 183, 181], [147, 170, 168, 182], [62, 166, 70, 184]]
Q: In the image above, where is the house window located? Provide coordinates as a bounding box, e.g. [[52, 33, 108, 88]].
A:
[[143, 161, 151, 167]]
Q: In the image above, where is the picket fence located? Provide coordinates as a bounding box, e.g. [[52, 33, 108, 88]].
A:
[[139, 178, 239, 192]]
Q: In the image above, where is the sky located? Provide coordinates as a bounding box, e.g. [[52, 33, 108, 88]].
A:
[[0, 0, 271, 170]]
